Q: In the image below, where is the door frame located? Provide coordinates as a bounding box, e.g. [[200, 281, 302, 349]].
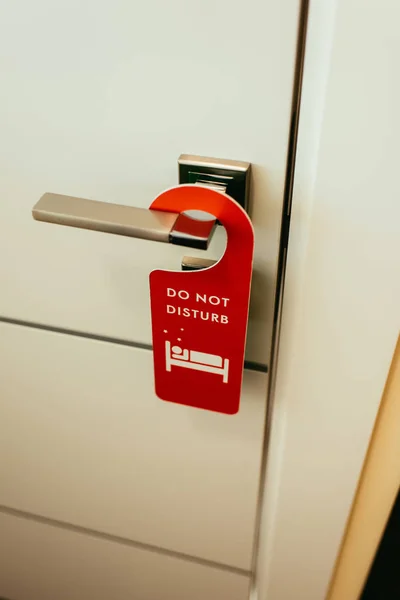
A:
[[253, 0, 400, 597]]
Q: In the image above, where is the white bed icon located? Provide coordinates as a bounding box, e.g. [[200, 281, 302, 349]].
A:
[[165, 341, 229, 383]]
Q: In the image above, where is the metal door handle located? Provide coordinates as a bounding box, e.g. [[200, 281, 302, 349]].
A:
[[33, 192, 217, 250], [32, 154, 250, 252]]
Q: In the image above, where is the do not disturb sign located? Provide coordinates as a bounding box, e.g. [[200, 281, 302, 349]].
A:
[[149, 185, 254, 415]]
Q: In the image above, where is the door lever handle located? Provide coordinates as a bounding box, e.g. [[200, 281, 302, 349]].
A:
[[33, 155, 250, 251], [32, 192, 217, 250]]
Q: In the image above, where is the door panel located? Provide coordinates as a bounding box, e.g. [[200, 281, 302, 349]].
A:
[[0, 321, 267, 570], [0, 512, 250, 600], [0, 0, 301, 364]]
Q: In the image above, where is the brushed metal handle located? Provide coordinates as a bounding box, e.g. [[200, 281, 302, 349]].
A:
[[33, 193, 216, 250]]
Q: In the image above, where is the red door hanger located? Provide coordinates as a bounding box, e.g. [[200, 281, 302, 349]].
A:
[[149, 185, 254, 415]]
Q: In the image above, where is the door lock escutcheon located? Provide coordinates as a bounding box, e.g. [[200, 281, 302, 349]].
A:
[[178, 154, 250, 213]]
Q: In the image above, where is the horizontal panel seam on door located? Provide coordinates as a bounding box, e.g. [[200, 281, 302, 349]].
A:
[[0, 504, 251, 578], [0, 316, 268, 373]]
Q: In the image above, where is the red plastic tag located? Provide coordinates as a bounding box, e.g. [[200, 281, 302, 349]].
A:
[[149, 185, 254, 414]]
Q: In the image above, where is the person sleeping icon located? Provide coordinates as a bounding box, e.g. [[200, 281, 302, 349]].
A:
[[165, 341, 229, 383]]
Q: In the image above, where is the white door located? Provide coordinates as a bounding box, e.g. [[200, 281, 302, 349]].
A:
[[256, 0, 400, 598], [0, 1, 302, 599]]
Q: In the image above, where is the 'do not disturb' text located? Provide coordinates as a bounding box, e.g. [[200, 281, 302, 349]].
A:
[[165, 288, 230, 324]]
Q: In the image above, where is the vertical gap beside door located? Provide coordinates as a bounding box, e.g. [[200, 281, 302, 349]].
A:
[[250, 0, 310, 589], [361, 489, 400, 600], [326, 336, 400, 600]]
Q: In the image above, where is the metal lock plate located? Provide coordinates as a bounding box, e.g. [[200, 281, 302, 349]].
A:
[[178, 154, 251, 212]]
